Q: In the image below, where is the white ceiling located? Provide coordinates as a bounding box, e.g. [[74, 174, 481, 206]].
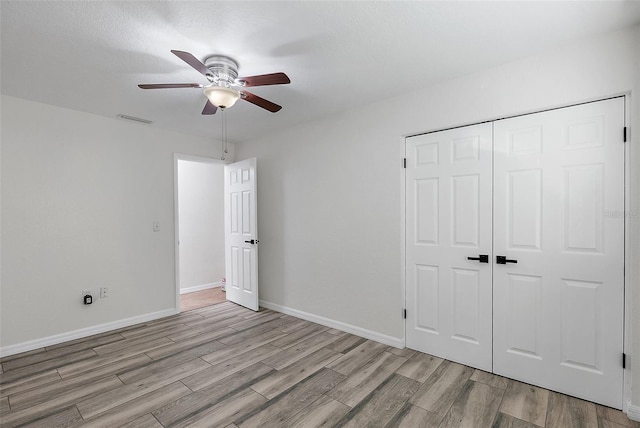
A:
[[2, 1, 640, 143]]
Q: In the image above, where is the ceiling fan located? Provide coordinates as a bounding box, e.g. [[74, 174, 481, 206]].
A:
[[138, 50, 290, 115]]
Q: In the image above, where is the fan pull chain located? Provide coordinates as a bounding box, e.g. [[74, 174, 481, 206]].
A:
[[223, 110, 229, 154], [220, 109, 227, 161]]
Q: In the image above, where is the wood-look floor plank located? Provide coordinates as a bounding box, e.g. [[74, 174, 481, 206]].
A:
[[9, 354, 152, 411], [18, 405, 83, 428], [92, 335, 173, 356], [280, 394, 350, 428], [76, 358, 209, 419], [195, 305, 250, 320], [144, 328, 234, 360], [491, 412, 540, 428], [173, 388, 267, 428], [470, 369, 510, 389], [120, 340, 224, 384], [499, 379, 549, 427], [127, 315, 198, 333], [55, 338, 168, 379], [261, 332, 339, 370], [600, 420, 637, 428], [327, 351, 407, 407], [181, 344, 281, 391], [0, 349, 97, 384], [250, 347, 342, 399], [2, 334, 123, 372], [326, 340, 388, 375], [213, 323, 282, 346], [269, 323, 328, 349], [385, 402, 443, 428], [324, 334, 367, 354], [396, 352, 443, 383], [124, 323, 194, 342], [0, 376, 123, 428], [117, 413, 163, 428], [545, 391, 598, 428], [242, 309, 276, 320], [78, 382, 191, 428], [596, 405, 640, 427], [439, 380, 504, 427], [335, 373, 421, 428], [275, 318, 315, 334], [153, 363, 274, 427], [410, 360, 475, 417], [0, 370, 61, 398], [227, 312, 284, 331], [0, 349, 47, 364], [237, 368, 345, 428], [200, 329, 287, 366], [185, 314, 248, 332], [387, 347, 418, 359], [1, 396, 10, 413]]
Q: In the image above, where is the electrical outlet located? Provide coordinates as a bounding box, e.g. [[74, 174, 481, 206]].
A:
[[100, 287, 109, 298]]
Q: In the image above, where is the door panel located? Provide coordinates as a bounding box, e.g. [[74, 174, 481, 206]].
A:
[[493, 98, 624, 408], [406, 123, 493, 371], [224, 158, 259, 311]]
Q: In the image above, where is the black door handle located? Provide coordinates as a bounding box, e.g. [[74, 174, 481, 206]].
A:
[[244, 239, 259, 244], [496, 255, 517, 264], [467, 255, 489, 263]]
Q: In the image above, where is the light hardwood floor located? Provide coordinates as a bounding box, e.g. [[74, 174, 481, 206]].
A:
[[1, 301, 637, 427]]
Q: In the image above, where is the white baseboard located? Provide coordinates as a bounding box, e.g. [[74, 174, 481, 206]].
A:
[[259, 300, 404, 349], [179, 282, 221, 295], [627, 403, 640, 421], [0, 308, 179, 358]]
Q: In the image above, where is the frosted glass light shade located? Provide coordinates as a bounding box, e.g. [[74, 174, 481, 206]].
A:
[[203, 86, 241, 108]]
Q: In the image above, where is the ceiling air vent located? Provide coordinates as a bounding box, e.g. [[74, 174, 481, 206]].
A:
[[116, 114, 152, 124]]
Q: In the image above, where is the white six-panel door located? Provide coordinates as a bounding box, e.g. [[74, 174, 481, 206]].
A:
[[224, 158, 259, 311], [405, 97, 625, 408], [406, 123, 493, 371], [493, 98, 625, 408]]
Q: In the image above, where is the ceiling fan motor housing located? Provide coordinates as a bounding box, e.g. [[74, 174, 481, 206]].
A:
[[204, 55, 239, 87]]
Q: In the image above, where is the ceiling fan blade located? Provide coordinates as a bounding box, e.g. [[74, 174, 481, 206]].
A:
[[171, 50, 211, 77], [241, 90, 282, 113], [202, 100, 218, 115], [138, 83, 203, 89], [237, 72, 290, 87]]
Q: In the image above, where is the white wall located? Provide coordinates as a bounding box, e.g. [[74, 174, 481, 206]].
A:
[[0, 96, 233, 350], [177, 159, 225, 291], [236, 25, 640, 400]]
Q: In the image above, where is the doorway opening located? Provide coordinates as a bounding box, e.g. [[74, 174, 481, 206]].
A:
[[174, 154, 227, 312]]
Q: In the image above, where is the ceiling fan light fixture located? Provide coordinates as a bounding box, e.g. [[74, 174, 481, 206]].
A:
[[203, 86, 241, 109]]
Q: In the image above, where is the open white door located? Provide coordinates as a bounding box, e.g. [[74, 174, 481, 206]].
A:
[[224, 158, 259, 311]]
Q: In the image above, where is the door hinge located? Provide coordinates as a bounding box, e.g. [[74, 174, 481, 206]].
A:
[[623, 353, 626, 369], [403, 158, 407, 168], [403, 309, 407, 319], [623, 127, 627, 143]]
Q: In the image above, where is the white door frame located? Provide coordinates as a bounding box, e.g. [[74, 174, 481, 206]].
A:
[[173, 153, 229, 312], [401, 93, 632, 412]]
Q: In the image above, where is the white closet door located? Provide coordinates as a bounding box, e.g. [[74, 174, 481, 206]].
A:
[[493, 98, 625, 408], [406, 123, 493, 371], [224, 158, 259, 311]]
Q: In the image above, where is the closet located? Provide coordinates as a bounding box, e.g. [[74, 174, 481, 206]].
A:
[[405, 97, 625, 408]]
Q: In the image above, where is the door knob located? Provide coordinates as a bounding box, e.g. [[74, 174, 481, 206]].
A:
[[467, 255, 489, 263], [496, 255, 517, 264], [244, 239, 259, 244]]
